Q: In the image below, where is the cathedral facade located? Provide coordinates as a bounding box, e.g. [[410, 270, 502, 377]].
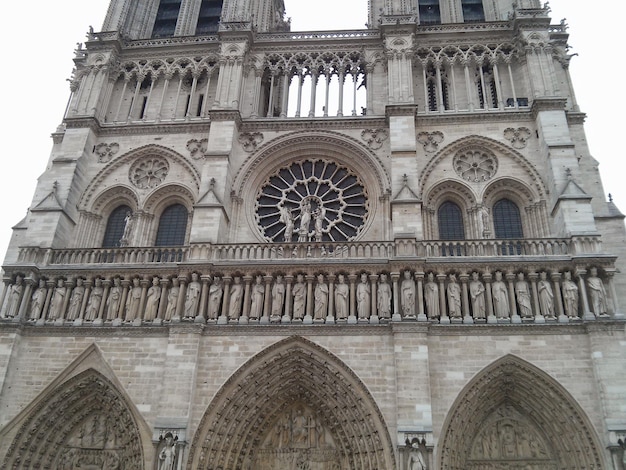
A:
[[0, 0, 625, 468]]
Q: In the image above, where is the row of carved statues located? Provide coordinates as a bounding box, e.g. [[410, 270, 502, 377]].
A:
[[0, 267, 615, 325]]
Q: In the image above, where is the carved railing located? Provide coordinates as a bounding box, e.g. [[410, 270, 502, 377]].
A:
[[13, 237, 602, 267]]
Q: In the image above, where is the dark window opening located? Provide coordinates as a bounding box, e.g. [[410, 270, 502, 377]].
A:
[[155, 204, 188, 246], [462, 0, 485, 22], [197, 94, 204, 116], [152, 0, 182, 38], [419, 0, 441, 24], [196, 0, 223, 35], [140, 96, 148, 119], [493, 198, 523, 239], [102, 205, 131, 248], [438, 201, 465, 240]]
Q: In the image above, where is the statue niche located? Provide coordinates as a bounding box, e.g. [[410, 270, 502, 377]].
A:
[[252, 403, 344, 470], [467, 403, 556, 470]]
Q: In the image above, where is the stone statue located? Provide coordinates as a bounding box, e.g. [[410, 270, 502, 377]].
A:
[[229, 276, 243, 319], [29, 279, 47, 321], [469, 272, 486, 320], [279, 204, 294, 242], [125, 277, 142, 322], [270, 275, 285, 319], [164, 278, 179, 321], [537, 272, 554, 318], [479, 205, 490, 237], [144, 277, 161, 321], [120, 211, 133, 247], [357, 273, 370, 319], [314, 274, 328, 320], [313, 206, 326, 242], [207, 276, 223, 320], [84, 278, 103, 321], [401, 271, 415, 317], [515, 272, 532, 318], [292, 274, 306, 320], [447, 274, 461, 318], [562, 271, 579, 318], [158, 434, 176, 470], [250, 275, 265, 320], [298, 199, 312, 242], [48, 279, 67, 321], [377, 274, 391, 319], [407, 442, 426, 470], [4, 275, 23, 318], [492, 271, 509, 319], [106, 278, 122, 321], [66, 278, 85, 321], [334, 274, 349, 320], [587, 267, 608, 316], [184, 273, 201, 319], [425, 273, 439, 320]]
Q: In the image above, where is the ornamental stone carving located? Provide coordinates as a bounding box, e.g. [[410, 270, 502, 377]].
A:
[[129, 156, 169, 189], [186, 139, 207, 159], [239, 132, 264, 152], [94, 142, 120, 163], [453, 148, 498, 182], [361, 129, 389, 150], [504, 127, 532, 149], [417, 131, 444, 153]]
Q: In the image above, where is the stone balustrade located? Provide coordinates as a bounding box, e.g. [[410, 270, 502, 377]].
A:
[[13, 237, 601, 267]]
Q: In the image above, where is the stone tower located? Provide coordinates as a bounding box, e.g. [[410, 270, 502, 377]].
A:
[[1, 0, 625, 469]]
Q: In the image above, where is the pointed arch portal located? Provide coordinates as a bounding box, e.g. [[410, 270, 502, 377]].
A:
[[438, 355, 605, 469], [188, 336, 396, 470], [2, 369, 145, 469]]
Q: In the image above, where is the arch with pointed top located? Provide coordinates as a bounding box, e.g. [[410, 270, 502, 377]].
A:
[[437, 354, 606, 469], [188, 336, 396, 470], [1, 368, 148, 469]]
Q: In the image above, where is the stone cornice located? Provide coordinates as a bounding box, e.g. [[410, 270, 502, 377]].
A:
[[64, 117, 211, 137], [531, 97, 568, 118], [240, 116, 387, 132]]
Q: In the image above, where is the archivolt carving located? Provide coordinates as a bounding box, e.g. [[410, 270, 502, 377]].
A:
[[143, 183, 196, 214], [438, 355, 605, 469], [91, 185, 139, 215], [419, 135, 546, 201], [424, 180, 477, 210], [188, 336, 396, 470], [2, 369, 145, 469], [79, 145, 201, 212], [482, 177, 537, 207]]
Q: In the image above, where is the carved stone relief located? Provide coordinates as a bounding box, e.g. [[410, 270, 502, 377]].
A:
[[94, 142, 120, 163], [129, 156, 169, 189], [417, 131, 444, 153], [361, 129, 389, 150], [186, 138, 208, 159], [239, 132, 264, 152], [453, 148, 498, 182], [252, 403, 343, 470], [504, 127, 532, 149]]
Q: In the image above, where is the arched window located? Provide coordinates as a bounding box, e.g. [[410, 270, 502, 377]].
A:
[[438, 201, 465, 240], [155, 204, 188, 246], [493, 198, 523, 239], [102, 205, 131, 248]]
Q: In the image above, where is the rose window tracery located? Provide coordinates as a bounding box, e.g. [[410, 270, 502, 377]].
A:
[[453, 148, 498, 182], [129, 156, 169, 189], [256, 160, 368, 242]]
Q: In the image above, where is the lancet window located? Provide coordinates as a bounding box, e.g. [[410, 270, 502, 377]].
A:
[[155, 204, 189, 246], [152, 0, 183, 38], [419, 0, 442, 24], [461, 0, 485, 22], [102, 205, 132, 248], [196, 0, 223, 34], [493, 198, 523, 239], [438, 201, 465, 240]]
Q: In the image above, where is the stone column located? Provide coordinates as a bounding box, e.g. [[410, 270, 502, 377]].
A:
[[218, 276, 231, 325], [94, 279, 110, 327], [326, 274, 335, 324], [196, 275, 210, 323], [460, 273, 472, 324], [528, 273, 545, 323], [416, 272, 427, 321], [261, 275, 273, 324], [76, 279, 91, 325], [576, 269, 594, 321], [137, 277, 150, 325], [506, 273, 521, 324], [552, 272, 567, 323], [241, 275, 252, 323], [17, 277, 35, 322], [156, 278, 169, 324], [304, 275, 314, 324], [283, 275, 293, 323], [437, 274, 449, 324], [369, 274, 379, 324], [391, 272, 401, 322], [348, 274, 357, 324], [606, 270, 623, 318], [483, 273, 494, 322], [174, 276, 187, 322]]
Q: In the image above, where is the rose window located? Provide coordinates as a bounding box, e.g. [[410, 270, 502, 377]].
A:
[[256, 160, 368, 242], [129, 156, 169, 189], [453, 149, 498, 182]]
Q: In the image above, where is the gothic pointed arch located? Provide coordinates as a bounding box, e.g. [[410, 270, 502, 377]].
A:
[[231, 130, 391, 243], [1, 345, 151, 469], [78, 144, 201, 213], [188, 336, 396, 470], [437, 354, 605, 469], [419, 135, 548, 202]]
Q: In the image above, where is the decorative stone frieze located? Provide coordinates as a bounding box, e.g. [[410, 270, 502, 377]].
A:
[[361, 128, 389, 150], [417, 131, 444, 153], [186, 138, 208, 159], [94, 142, 120, 163], [504, 127, 532, 149], [238, 132, 264, 152]]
